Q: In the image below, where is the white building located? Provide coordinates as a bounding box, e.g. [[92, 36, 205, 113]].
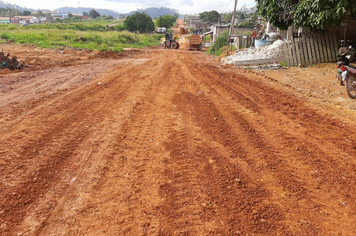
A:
[[30, 17, 39, 24]]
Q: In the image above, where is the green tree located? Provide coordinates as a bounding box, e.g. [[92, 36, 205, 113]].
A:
[[89, 9, 100, 19], [83, 12, 88, 16], [199, 10, 220, 22], [223, 13, 232, 23], [35, 10, 43, 17], [23, 10, 31, 16], [124, 12, 155, 33], [207, 30, 229, 56], [68, 13, 73, 18], [257, 0, 356, 31], [156, 14, 178, 28]]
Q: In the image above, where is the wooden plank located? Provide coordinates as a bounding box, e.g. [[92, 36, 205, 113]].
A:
[[291, 38, 298, 66], [332, 35, 339, 60], [309, 34, 316, 64], [302, 37, 310, 66], [299, 38, 306, 66], [331, 34, 337, 61], [328, 33, 335, 61], [289, 39, 295, 66], [321, 33, 328, 63], [316, 34, 325, 63], [324, 33, 331, 62], [327, 33, 335, 60], [306, 37, 313, 65], [287, 40, 294, 66], [310, 34, 318, 64], [335, 35, 339, 57], [294, 38, 302, 66], [325, 33, 333, 62], [283, 41, 290, 66], [289, 38, 296, 66]]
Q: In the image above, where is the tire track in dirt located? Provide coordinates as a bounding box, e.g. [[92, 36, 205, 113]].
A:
[[0, 56, 162, 235], [1, 48, 356, 235], [180, 57, 356, 234], [35, 52, 176, 235]]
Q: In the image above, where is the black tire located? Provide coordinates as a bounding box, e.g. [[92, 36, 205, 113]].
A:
[[176, 42, 180, 49], [346, 74, 356, 99], [171, 42, 178, 49]]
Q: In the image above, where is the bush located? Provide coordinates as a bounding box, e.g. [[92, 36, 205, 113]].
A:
[[207, 30, 229, 56]]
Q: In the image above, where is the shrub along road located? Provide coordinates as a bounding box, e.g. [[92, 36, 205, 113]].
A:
[[1, 45, 356, 235]]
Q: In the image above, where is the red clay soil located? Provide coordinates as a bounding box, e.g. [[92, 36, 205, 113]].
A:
[[1, 44, 356, 236]]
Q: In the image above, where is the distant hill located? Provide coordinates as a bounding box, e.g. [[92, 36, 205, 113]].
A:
[[0, 0, 37, 12], [56, 7, 182, 19], [56, 7, 121, 17], [0, 2, 183, 19], [125, 7, 182, 19]]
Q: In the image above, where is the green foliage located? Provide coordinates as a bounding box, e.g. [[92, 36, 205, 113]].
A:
[[256, 0, 356, 31], [24, 21, 122, 32], [97, 15, 114, 20], [207, 30, 229, 56], [0, 25, 160, 52], [156, 14, 178, 28], [0, 7, 21, 16], [89, 9, 101, 19], [124, 12, 155, 33], [22, 10, 31, 16], [199, 10, 220, 22]]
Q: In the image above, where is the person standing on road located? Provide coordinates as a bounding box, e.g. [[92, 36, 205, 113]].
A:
[[251, 27, 257, 48]]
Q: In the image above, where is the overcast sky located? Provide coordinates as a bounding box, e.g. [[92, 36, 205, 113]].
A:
[[13, 0, 256, 14]]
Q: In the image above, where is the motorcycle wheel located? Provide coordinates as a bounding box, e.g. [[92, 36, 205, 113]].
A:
[[346, 74, 356, 99]]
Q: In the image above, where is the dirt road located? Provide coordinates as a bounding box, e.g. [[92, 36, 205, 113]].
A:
[[1, 44, 356, 235]]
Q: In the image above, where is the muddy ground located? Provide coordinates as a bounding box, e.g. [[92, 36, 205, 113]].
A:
[[1, 38, 356, 236]]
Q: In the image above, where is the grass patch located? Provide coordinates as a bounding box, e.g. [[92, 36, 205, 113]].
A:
[[0, 24, 163, 52]]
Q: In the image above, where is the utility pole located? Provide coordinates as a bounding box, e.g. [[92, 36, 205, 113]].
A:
[[78, 0, 81, 16], [227, 0, 238, 51]]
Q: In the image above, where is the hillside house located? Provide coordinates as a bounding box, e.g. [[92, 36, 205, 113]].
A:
[[0, 17, 9, 24], [51, 13, 68, 20], [14, 16, 32, 24], [30, 17, 39, 24], [211, 25, 254, 42], [10, 17, 19, 24]]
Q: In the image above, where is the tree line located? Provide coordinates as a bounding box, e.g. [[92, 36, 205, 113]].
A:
[[257, 0, 356, 31]]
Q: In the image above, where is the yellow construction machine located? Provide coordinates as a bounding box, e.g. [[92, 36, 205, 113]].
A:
[[162, 33, 181, 49]]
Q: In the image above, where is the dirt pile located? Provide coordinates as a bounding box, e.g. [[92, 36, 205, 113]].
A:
[[0, 51, 25, 70]]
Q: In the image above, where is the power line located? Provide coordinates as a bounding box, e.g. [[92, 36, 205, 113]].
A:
[[223, 0, 233, 13]]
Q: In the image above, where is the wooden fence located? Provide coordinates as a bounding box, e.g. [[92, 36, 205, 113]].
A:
[[284, 33, 339, 67], [233, 35, 252, 50]]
